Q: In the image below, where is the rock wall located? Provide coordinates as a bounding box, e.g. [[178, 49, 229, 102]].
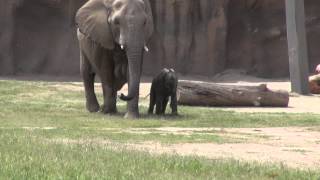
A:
[[145, 0, 228, 76], [13, 0, 85, 75], [0, 1, 21, 74], [0, 0, 320, 77], [227, 0, 320, 78]]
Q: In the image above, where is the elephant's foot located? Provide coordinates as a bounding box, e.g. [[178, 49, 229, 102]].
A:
[[147, 107, 154, 115], [124, 111, 139, 119], [86, 101, 100, 113], [171, 111, 178, 116], [101, 104, 118, 114]]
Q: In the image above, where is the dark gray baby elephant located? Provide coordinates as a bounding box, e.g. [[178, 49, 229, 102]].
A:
[[148, 68, 178, 115]]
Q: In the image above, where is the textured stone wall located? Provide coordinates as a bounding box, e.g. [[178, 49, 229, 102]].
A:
[[12, 0, 84, 75], [1, 0, 320, 77], [145, 0, 229, 76], [227, 0, 320, 77], [0, 0, 229, 76], [0, 1, 20, 74]]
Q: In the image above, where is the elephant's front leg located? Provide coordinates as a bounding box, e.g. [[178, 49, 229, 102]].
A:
[[161, 97, 169, 114], [125, 83, 140, 119], [81, 52, 99, 112], [155, 95, 164, 115]]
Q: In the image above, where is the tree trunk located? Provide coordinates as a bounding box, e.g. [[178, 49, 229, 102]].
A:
[[177, 80, 289, 107]]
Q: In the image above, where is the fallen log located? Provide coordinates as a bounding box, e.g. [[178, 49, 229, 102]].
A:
[[177, 80, 289, 107]]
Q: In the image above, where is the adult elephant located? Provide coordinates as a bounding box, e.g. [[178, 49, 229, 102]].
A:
[[76, 0, 153, 118]]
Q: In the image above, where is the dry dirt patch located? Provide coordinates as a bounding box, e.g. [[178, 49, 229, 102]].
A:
[[127, 127, 320, 169]]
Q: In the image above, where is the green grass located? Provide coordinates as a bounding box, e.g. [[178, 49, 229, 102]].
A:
[[0, 129, 319, 180], [26, 128, 240, 144], [0, 80, 320, 179], [0, 80, 320, 129], [0, 79, 319, 144]]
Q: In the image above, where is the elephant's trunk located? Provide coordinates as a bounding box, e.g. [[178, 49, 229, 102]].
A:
[[119, 25, 144, 101], [119, 48, 143, 101]]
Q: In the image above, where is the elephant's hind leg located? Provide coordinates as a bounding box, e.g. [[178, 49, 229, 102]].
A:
[[81, 53, 100, 112], [148, 86, 156, 114], [100, 53, 118, 114], [170, 93, 178, 115], [101, 85, 117, 114]]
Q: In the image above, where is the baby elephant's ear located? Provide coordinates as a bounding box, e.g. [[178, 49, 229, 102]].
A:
[[76, 0, 115, 49]]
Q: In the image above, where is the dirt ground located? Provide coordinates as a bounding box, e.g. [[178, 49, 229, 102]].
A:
[[122, 127, 320, 169]]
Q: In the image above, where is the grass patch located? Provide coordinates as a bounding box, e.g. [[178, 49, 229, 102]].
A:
[[0, 80, 319, 144], [1, 80, 320, 178], [0, 130, 319, 179], [0, 80, 320, 129], [31, 128, 238, 144]]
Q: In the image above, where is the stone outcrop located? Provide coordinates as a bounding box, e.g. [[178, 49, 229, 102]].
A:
[[145, 0, 229, 76], [0, 0, 320, 77], [227, 0, 320, 77]]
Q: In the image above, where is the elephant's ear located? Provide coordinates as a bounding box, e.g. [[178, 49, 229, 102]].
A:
[[76, 0, 115, 49], [143, 0, 154, 41]]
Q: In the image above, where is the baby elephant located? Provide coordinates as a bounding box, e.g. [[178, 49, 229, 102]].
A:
[[148, 68, 178, 115]]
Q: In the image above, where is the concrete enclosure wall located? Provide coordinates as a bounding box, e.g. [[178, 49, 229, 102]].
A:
[[0, 0, 320, 77]]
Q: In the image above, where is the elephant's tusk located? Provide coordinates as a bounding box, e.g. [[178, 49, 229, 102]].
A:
[[121, 45, 124, 50], [144, 46, 149, 52]]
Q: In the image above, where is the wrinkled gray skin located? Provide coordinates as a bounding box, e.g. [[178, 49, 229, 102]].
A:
[[148, 68, 178, 115], [76, 0, 153, 118]]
